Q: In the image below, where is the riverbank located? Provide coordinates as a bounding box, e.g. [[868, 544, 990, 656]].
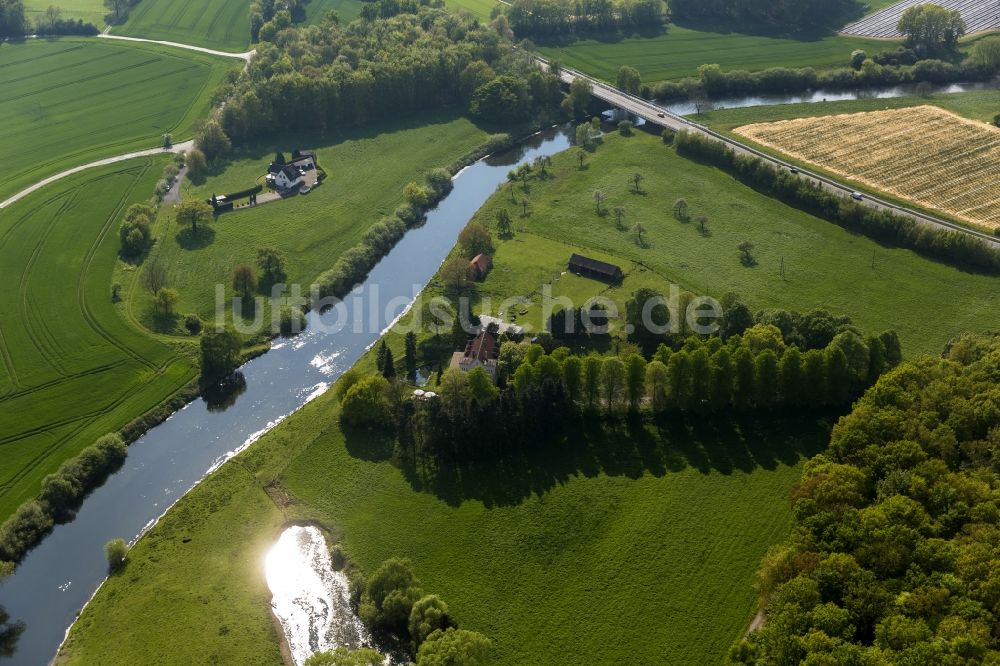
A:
[[55, 126, 1000, 665]]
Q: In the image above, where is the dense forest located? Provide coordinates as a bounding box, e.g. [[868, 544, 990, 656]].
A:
[[220, 5, 565, 141], [671, 0, 862, 33], [732, 332, 1000, 663], [504, 0, 667, 36]]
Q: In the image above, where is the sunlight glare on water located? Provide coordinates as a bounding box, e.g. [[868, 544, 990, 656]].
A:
[[265, 525, 375, 666]]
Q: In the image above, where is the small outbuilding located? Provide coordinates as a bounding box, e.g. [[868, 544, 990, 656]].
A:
[[469, 254, 493, 281], [568, 253, 623, 283]]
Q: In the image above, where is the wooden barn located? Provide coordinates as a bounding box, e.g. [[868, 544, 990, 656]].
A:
[[568, 253, 623, 283]]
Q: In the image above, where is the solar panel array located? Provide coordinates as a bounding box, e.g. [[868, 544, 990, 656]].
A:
[[842, 0, 1000, 37]]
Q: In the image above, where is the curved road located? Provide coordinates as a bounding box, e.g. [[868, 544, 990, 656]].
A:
[[550, 61, 1000, 246], [0, 33, 253, 211], [0, 141, 194, 210]]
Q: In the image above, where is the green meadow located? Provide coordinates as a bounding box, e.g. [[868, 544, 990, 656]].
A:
[[59, 339, 831, 665], [536, 25, 888, 83], [60, 121, 1000, 666], [444, 0, 500, 20], [304, 0, 366, 24], [24, 0, 105, 24], [135, 113, 489, 332], [114, 0, 252, 51], [0, 157, 196, 523], [0, 37, 237, 204]]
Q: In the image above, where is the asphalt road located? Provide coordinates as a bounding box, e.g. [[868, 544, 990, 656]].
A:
[[552, 62, 1000, 246]]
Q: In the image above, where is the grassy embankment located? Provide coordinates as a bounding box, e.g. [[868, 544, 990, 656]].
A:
[[113, 0, 253, 51], [0, 157, 197, 524], [0, 37, 238, 204], [60, 128, 1000, 665], [135, 112, 489, 333], [24, 0, 104, 24]]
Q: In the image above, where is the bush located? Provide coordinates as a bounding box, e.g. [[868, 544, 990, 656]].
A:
[[0, 501, 53, 562], [104, 538, 128, 571], [329, 544, 346, 571], [359, 557, 424, 636], [416, 628, 491, 666], [341, 374, 392, 429], [279, 306, 307, 337], [409, 595, 453, 648], [184, 314, 202, 335], [200, 328, 243, 382]]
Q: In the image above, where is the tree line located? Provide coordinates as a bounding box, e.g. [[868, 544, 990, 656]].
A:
[[674, 130, 1000, 275], [503, 0, 666, 37], [0, 0, 99, 35], [338, 303, 900, 462], [731, 332, 1000, 663], [219, 8, 566, 144], [651, 55, 998, 103], [0, 433, 127, 565]]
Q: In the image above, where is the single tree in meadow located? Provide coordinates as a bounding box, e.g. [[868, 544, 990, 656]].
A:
[[630, 172, 645, 194], [232, 265, 257, 301], [142, 256, 169, 294], [175, 200, 213, 234], [738, 241, 756, 266], [104, 538, 128, 572], [612, 206, 625, 230], [632, 222, 646, 246], [152, 288, 178, 319], [697, 216, 709, 235], [576, 150, 587, 168], [103, 0, 127, 20], [495, 208, 513, 237], [256, 247, 285, 283], [673, 198, 689, 221], [593, 189, 606, 214]]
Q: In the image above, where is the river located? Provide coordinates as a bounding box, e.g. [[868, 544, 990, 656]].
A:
[[0, 126, 572, 665], [659, 80, 997, 116]]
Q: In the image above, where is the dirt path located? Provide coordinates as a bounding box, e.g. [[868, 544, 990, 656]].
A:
[[0, 140, 193, 210], [745, 610, 765, 636], [97, 33, 254, 62]]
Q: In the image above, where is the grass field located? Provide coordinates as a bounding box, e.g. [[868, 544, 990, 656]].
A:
[[303, 0, 365, 23], [536, 25, 889, 83], [114, 0, 252, 52], [0, 157, 197, 524], [135, 113, 489, 332], [24, 0, 105, 24], [0, 37, 237, 204], [444, 0, 500, 19], [466, 131, 1000, 357], [59, 346, 831, 665], [734, 106, 1000, 229]]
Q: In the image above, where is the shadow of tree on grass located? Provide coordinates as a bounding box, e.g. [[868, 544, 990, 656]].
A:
[[344, 409, 835, 508]]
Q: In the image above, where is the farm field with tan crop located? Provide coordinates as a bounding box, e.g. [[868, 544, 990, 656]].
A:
[[734, 105, 1000, 230]]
